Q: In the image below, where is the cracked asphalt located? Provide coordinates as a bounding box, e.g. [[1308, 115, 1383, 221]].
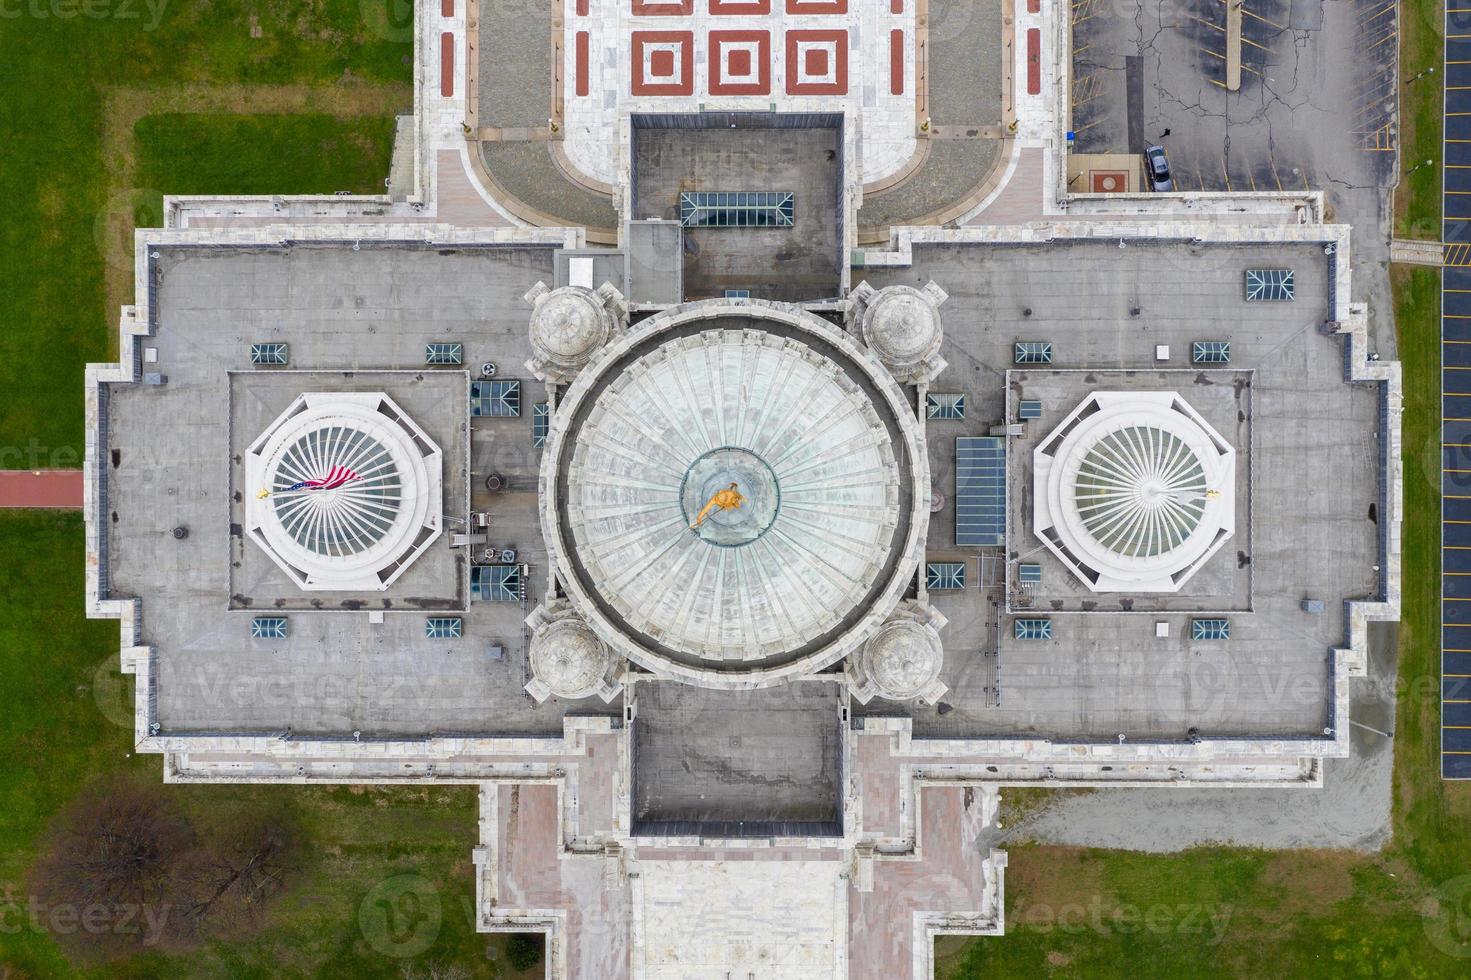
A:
[[1072, 0, 1397, 345]]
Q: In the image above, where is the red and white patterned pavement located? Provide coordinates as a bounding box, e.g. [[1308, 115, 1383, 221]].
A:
[[563, 0, 918, 186]]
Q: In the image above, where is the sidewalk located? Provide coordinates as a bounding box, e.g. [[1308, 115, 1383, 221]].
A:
[[0, 470, 83, 509]]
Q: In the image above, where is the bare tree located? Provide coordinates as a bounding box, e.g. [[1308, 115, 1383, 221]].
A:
[[400, 962, 472, 980], [175, 808, 299, 940], [28, 775, 194, 961]]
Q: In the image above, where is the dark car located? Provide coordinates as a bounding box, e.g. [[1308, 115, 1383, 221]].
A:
[[1144, 145, 1173, 192]]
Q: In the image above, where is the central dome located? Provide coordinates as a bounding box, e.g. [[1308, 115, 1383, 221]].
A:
[[541, 301, 929, 687]]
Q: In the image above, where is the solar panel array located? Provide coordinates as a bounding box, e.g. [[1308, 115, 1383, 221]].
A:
[[471, 379, 521, 417], [1014, 618, 1052, 640], [1245, 269, 1294, 302], [532, 401, 550, 448], [250, 342, 288, 365], [1018, 399, 1042, 420], [926, 393, 966, 420], [679, 191, 794, 228], [251, 616, 288, 639], [1018, 562, 1041, 584], [425, 342, 463, 365], [1192, 341, 1231, 364], [1446, 21, 1471, 778], [955, 436, 1005, 547], [1015, 341, 1053, 364], [926, 561, 966, 591], [425, 617, 463, 639], [471, 564, 523, 602], [1191, 618, 1230, 641]]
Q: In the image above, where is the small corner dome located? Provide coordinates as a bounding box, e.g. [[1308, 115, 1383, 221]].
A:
[[529, 619, 612, 699], [531, 287, 611, 369], [861, 285, 943, 368], [861, 619, 943, 701]]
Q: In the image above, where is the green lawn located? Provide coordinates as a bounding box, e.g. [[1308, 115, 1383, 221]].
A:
[[1397, 0, 1443, 237], [0, 1, 409, 464], [0, 515, 538, 977], [133, 113, 399, 202]]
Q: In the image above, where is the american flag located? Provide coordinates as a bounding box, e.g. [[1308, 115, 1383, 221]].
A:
[[285, 465, 363, 492]]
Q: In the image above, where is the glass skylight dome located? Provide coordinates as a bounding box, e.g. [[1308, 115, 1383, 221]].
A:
[[1033, 392, 1235, 593], [245, 393, 442, 592]]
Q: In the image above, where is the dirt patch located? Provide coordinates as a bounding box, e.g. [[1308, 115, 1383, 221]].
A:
[[1003, 844, 1117, 913], [999, 786, 1094, 830], [1256, 850, 1362, 923], [1447, 780, 1471, 820]]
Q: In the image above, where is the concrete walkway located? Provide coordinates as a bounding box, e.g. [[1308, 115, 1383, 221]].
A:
[[0, 470, 83, 509], [1389, 238, 1443, 266]]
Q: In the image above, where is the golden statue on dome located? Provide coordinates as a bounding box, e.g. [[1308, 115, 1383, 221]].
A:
[[689, 482, 745, 529]]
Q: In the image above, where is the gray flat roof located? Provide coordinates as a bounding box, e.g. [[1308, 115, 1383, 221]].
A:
[[102, 238, 1386, 745], [857, 240, 1383, 740], [108, 244, 606, 737], [632, 680, 843, 835]]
